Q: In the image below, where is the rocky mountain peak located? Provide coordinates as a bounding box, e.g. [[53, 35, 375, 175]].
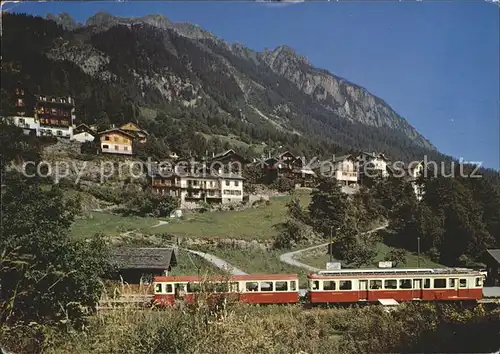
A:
[[46, 12, 80, 31]]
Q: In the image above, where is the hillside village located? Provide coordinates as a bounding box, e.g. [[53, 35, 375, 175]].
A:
[[5, 86, 425, 209]]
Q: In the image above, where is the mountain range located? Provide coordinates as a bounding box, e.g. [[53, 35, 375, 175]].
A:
[[2, 12, 443, 162]]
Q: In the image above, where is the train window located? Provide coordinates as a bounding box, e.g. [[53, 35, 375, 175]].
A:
[[370, 280, 382, 289], [187, 283, 201, 293], [246, 282, 259, 292], [475, 277, 483, 287], [290, 281, 297, 291], [275, 281, 288, 291], [166, 284, 173, 293], [155, 284, 162, 293], [259, 281, 274, 292], [230, 282, 239, 292], [310, 280, 319, 290], [459, 279, 467, 288], [399, 279, 412, 289], [384, 280, 397, 289], [215, 283, 229, 293], [339, 280, 352, 290], [424, 279, 431, 288], [323, 281, 336, 291], [434, 279, 447, 289], [449, 279, 456, 288]]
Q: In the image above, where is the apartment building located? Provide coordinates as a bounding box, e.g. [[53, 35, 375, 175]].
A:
[[35, 94, 76, 138], [150, 164, 244, 207]]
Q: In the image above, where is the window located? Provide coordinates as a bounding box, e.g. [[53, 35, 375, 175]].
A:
[[310, 280, 319, 290], [214, 283, 229, 293], [56, 130, 62, 136], [424, 279, 431, 289], [210, 181, 214, 187], [225, 180, 230, 186], [235, 191, 242, 195], [187, 283, 201, 293], [290, 281, 297, 291], [459, 279, 467, 288], [246, 282, 258, 292], [259, 281, 273, 292], [476, 277, 483, 287], [19, 118, 25, 124], [124, 146, 128, 151], [235, 181, 239, 187], [114, 137, 119, 143], [275, 281, 288, 291], [434, 279, 447, 289], [155, 284, 162, 293], [323, 281, 336, 290], [229, 282, 239, 292], [165, 284, 173, 293], [449, 279, 456, 288], [105, 136, 110, 141], [370, 280, 382, 290], [399, 279, 412, 289], [114, 145, 119, 150], [384, 280, 397, 289], [339, 280, 352, 290]]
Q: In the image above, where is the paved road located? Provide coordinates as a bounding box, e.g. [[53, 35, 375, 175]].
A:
[[184, 249, 247, 275], [279, 223, 389, 272], [148, 221, 247, 275]]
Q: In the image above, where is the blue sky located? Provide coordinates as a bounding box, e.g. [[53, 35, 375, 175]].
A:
[[8, 1, 500, 169]]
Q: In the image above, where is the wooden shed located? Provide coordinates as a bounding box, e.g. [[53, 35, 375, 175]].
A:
[[110, 247, 178, 284], [484, 249, 500, 286]]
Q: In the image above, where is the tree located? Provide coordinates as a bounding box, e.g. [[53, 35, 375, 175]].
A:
[[0, 174, 110, 325], [384, 248, 408, 267], [308, 177, 350, 238]]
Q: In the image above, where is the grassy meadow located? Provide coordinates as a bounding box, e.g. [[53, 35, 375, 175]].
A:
[[70, 192, 311, 241]]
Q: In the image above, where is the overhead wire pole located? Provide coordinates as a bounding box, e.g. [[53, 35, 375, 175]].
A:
[[417, 237, 421, 268]]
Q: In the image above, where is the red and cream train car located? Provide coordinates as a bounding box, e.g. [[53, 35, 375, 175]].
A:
[[307, 268, 484, 304], [153, 274, 300, 306]]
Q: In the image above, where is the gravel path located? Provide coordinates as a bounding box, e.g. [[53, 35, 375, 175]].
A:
[[279, 223, 389, 271]]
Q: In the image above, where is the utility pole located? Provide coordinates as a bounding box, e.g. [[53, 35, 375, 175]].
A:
[[417, 237, 421, 268], [329, 226, 334, 262]]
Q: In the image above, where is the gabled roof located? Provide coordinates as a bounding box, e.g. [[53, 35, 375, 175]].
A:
[[486, 249, 500, 264], [212, 149, 236, 160], [277, 151, 296, 159], [111, 247, 177, 270], [97, 128, 135, 138], [120, 122, 150, 135], [332, 154, 356, 163]]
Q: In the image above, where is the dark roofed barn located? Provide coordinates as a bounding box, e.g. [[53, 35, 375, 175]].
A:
[[110, 247, 177, 284], [484, 249, 500, 286]]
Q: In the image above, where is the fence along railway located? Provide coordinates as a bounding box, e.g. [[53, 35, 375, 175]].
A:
[[98, 267, 500, 310]]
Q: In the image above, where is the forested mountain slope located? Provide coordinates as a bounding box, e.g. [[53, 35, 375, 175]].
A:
[[2, 12, 442, 162]]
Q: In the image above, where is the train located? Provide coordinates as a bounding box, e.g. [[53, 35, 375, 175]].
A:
[[152, 267, 485, 307]]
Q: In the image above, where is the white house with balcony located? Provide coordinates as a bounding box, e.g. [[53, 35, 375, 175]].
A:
[[356, 152, 390, 184], [320, 154, 359, 187]]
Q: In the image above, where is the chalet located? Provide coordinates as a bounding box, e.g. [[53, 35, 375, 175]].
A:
[[120, 122, 149, 143], [150, 163, 244, 207], [208, 149, 249, 173], [98, 128, 134, 155], [72, 124, 95, 143], [110, 247, 177, 284], [320, 154, 359, 187]]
